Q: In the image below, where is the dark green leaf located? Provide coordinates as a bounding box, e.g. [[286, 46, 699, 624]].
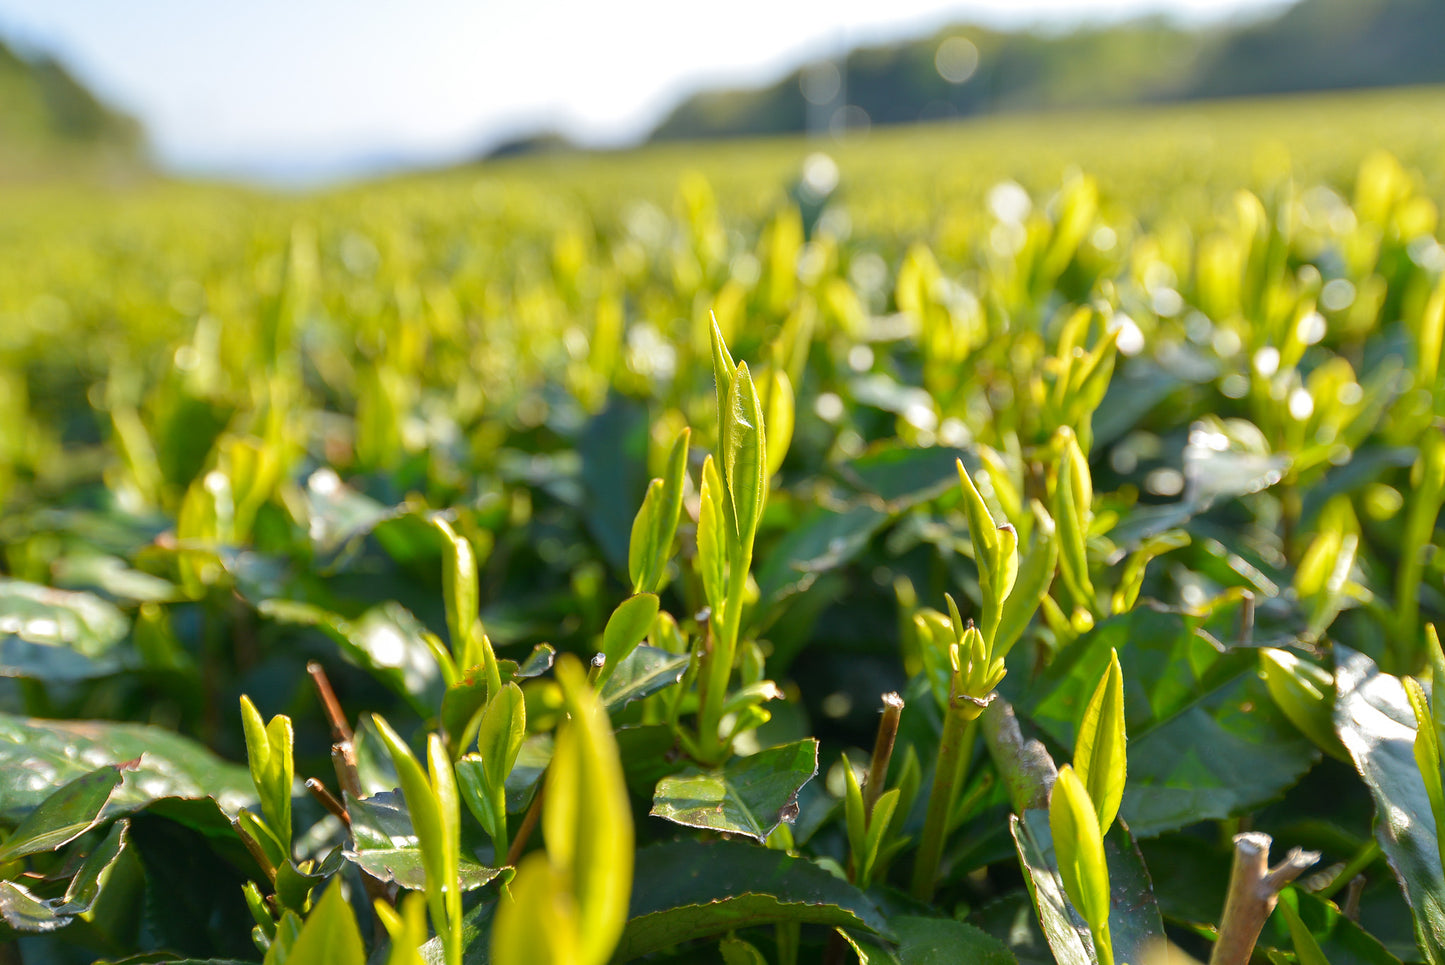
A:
[[579, 395, 650, 573], [614, 838, 891, 961], [0, 578, 130, 681], [0, 713, 254, 824], [52, 553, 178, 604], [502, 734, 552, 814], [1335, 645, 1445, 965], [755, 504, 888, 606], [1011, 810, 1164, 965], [651, 738, 817, 842], [601, 645, 689, 711], [1267, 887, 1401, 965], [838, 445, 971, 511], [58, 818, 131, 914], [890, 915, 1018, 965], [260, 599, 444, 713], [0, 762, 124, 861], [0, 879, 65, 932], [1027, 606, 1318, 837], [344, 791, 500, 892]]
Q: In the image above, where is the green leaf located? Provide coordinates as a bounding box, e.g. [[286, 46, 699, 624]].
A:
[[1026, 606, 1318, 837], [0, 821, 130, 934], [503, 733, 553, 813], [551, 656, 634, 964], [277, 878, 365, 965], [1049, 767, 1111, 943], [720, 936, 769, 965], [0, 712, 254, 824], [1260, 648, 1350, 762], [600, 645, 690, 711], [239, 695, 293, 851], [492, 853, 577, 965], [0, 578, 130, 681], [613, 838, 892, 962], [1334, 646, 1445, 965], [1265, 886, 1402, 965], [343, 790, 500, 892], [755, 504, 889, 606], [762, 368, 793, 479], [628, 480, 664, 593], [1073, 649, 1125, 834], [260, 599, 445, 714], [651, 738, 818, 842], [838, 445, 972, 512], [492, 655, 632, 965], [379, 891, 431, 965], [579, 395, 651, 575], [996, 506, 1059, 659], [698, 455, 729, 613], [0, 762, 124, 862], [1053, 430, 1096, 614], [57, 817, 130, 914], [1012, 809, 1164, 965], [629, 428, 690, 594], [1408, 676, 1445, 843], [476, 682, 527, 794], [956, 459, 1002, 585], [599, 593, 660, 677], [0, 879, 65, 932], [887, 916, 1018, 965], [1277, 888, 1332, 965], [723, 361, 767, 546], [434, 515, 482, 672], [372, 715, 447, 895], [710, 313, 738, 435]]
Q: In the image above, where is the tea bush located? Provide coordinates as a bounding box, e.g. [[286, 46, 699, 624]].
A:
[[6, 90, 1445, 964]]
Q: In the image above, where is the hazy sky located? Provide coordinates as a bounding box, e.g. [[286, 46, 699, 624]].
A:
[[0, 0, 1289, 182]]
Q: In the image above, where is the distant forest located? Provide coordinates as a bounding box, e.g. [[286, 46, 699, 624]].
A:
[[646, 0, 1445, 143]]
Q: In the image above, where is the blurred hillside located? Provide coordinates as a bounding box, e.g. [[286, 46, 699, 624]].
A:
[[0, 37, 145, 178], [648, 0, 1445, 142]]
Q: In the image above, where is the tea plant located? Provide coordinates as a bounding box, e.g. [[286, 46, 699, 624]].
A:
[[7, 91, 1445, 965]]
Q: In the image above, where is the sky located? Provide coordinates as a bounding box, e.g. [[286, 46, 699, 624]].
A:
[[0, 0, 1291, 184]]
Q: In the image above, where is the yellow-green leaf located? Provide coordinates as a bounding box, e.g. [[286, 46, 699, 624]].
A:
[[543, 655, 634, 965], [600, 593, 660, 679], [476, 682, 527, 793], [1050, 766, 1111, 942], [1074, 649, 1125, 834], [724, 362, 767, 547], [278, 878, 365, 965], [492, 852, 580, 965], [698, 454, 728, 615]]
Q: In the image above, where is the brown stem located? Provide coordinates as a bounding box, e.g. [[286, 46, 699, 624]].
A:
[[1209, 832, 1319, 965], [305, 777, 350, 828], [330, 739, 364, 802], [1238, 590, 1256, 648], [328, 740, 395, 914], [979, 695, 1057, 813], [506, 782, 546, 867], [864, 692, 904, 818], [308, 661, 353, 743]]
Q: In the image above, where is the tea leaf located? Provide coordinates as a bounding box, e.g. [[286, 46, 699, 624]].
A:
[[652, 738, 818, 841], [0, 763, 123, 862], [614, 838, 892, 961]]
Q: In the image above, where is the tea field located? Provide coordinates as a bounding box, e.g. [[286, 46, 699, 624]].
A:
[[5, 87, 1445, 964]]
